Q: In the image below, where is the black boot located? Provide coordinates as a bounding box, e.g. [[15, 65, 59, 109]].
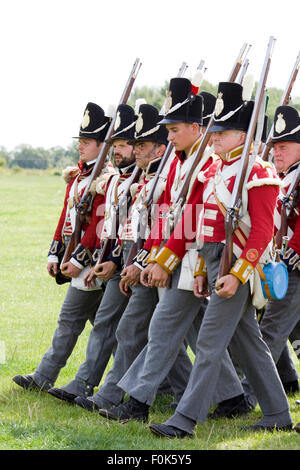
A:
[[149, 423, 193, 439], [13, 374, 51, 392], [209, 394, 253, 419], [283, 380, 299, 395]]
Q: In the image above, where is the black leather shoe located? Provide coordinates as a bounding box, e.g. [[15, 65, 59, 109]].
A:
[[149, 423, 193, 439], [98, 396, 149, 423], [209, 396, 252, 419], [74, 396, 100, 411], [241, 423, 293, 432], [48, 387, 77, 403], [283, 380, 299, 395], [13, 375, 50, 391], [293, 422, 300, 433]]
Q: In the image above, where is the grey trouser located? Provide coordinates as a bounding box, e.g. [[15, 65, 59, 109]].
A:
[[93, 278, 196, 406], [277, 319, 300, 383], [92, 282, 160, 405], [118, 260, 243, 406], [183, 300, 208, 354], [243, 269, 300, 405], [165, 243, 291, 431], [73, 242, 133, 387], [34, 284, 103, 387]]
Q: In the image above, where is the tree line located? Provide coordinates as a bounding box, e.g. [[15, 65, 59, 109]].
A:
[[0, 141, 79, 171], [1, 79, 299, 171]]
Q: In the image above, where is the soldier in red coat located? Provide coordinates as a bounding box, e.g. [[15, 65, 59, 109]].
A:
[[148, 83, 293, 438], [96, 80, 251, 424], [13, 102, 113, 392], [45, 103, 138, 401], [47, 102, 173, 405]]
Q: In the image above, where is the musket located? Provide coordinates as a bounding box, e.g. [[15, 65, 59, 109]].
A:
[[217, 36, 276, 280], [59, 58, 142, 274], [261, 50, 300, 161], [275, 163, 300, 252], [163, 43, 252, 238], [95, 57, 190, 269], [229, 43, 252, 83], [123, 60, 190, 267]]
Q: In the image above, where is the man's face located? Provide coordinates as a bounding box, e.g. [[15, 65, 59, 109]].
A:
[[211, 130, 246, 157], [78, 138, 102, 162], [165, 122, 200, 153], [273, 141, 300, 173], [112, 139, 135, 169], [133, 141, 161, 170]]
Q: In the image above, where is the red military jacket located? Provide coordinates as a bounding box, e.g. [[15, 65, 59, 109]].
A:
[[119, 157, 165, 243], [142, 138, 215, 262], [48, 161, 108, 269], [154, 145, 281, 284]]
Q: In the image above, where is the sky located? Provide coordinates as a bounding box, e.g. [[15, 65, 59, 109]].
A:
[[0, 0, 299, 151]]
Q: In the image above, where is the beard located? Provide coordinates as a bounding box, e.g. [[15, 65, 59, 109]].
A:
[[114, 153, 135, 169]]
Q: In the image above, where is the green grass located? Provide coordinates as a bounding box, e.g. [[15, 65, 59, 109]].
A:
[[1, 170, 300, 450]]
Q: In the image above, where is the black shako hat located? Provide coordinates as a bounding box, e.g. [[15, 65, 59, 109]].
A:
[[130, 103, 168, 146], [200, 91, 216, 127], [272, 105, 300, 143], [261, 115, 269, 143], [109, 104, 136, 142], [159, 77, 203, 125], [73, 102, 110, 141], [208, 82, 254, 133]]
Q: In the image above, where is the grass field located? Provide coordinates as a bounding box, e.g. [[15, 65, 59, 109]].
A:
[[1, 170, 300, 452]]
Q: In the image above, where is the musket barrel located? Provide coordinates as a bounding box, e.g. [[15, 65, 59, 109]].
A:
[[145, 60, 189, 204], [236, 58, 250, 85], [78, 58, 142, 210], [123, 61, 191, 268], [231, 36, 276, 204], [198, 59, 205, 71], [60, 58, 142, 268], [126, 45, 253, 269], [162, 42, 256, 234], [229, 42, 251, 82]]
